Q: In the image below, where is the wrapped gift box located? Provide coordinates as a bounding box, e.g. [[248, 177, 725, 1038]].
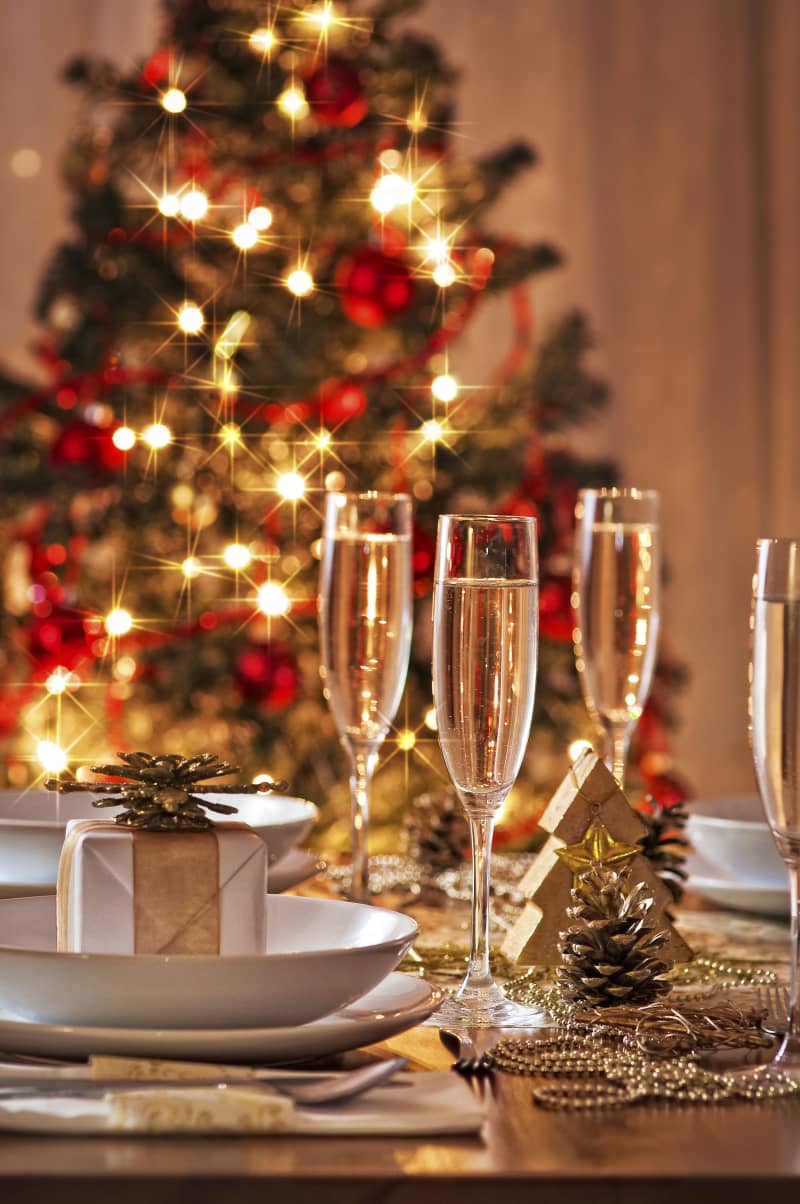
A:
[[57, 819, 268, 955]]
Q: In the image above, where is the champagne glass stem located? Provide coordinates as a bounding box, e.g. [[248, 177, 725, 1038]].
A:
[[606, 722, 631, 791], [464, 809, 496, 991], [789, 864, 800, 1040], [348, 745, 378, 903]]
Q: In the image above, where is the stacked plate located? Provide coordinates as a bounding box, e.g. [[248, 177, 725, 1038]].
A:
[[0, 789, 438, 1061], [687, 795, 789, 917]]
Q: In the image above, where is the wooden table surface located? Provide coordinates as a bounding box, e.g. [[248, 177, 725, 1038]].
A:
[[0, 888, 796, 1204]]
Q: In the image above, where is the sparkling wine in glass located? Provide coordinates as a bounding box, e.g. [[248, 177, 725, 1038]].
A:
[[572, 488, 661, 789], [318, 492, 412, 902], [749, 537, 800, 1075], [432, 514, 546, 1027]]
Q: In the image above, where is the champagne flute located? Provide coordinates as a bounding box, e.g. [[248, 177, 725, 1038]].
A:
[[318, 491, 412, 902], [749, 537, 800, 1076], [572, 488, 661, 789], [432, 514, 545, 1027]]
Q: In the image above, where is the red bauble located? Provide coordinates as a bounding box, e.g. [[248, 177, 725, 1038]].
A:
[[305, 58, 367, 128], [412, 523, 436, 596], [51, 421, 124, 473], [318, 380, 368, 425], [27, 605, 90, 669], [539, 576, 574, 643], [336, 248, 414, 328], [234, 642, 299, 710], [138, 48, 173, 89]]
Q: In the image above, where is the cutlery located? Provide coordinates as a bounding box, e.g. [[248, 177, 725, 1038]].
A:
[[757, 984, 790, 1037], [0, 1056, 409, 1107], [438, 1029, 491, 1076]]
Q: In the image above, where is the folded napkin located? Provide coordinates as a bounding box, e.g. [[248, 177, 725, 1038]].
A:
[[0, 1073, 483, 1137]]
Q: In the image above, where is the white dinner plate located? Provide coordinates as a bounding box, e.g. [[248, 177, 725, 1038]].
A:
[[0, 972, 438, 1063], [688, 851, 789, 917], [0, 895, 417, 1030]]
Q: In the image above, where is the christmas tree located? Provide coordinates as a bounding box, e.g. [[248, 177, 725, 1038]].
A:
[[0, 0, 686, 849]]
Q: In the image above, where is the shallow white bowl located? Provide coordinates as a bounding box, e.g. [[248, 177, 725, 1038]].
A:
[[687, 795, 785, 886], [0, 894, 417, 1030], [0, 789, 319, 884]]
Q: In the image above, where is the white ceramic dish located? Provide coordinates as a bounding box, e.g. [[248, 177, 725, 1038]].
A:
[[687, 850, 789, 917], [687, 795, 785, 886], [0, 895, 418, 1030], [0, 972, 438, 1063], [0, 789, 319, 883]]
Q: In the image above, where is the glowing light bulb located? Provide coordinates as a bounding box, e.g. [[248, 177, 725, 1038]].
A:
[[286, 267, 313, 297], [178, 302, 204, 334], [105, 608, 133, 637], [142, 422, 172, 449], [252, 772, 276, 785], [306, 2, 337, 29], [37, 740, 68, 774], [396, 729, 416, 752], [276, 471, 305, 500], [179, 188, 208, 222], [45, 667, 72, 696], [421, 419, 444, 443], [181, 557, 202, 579], [112, 426, 136, 451], [232, 222, 258, 250], [158, 193, 180, 217], [424, 706, 438, 731], [568, 738, 594, 762], [224, 543, 252, 570], [249, 27, 276, 54], [423, 235, 449, 265], [370, 173, 416, 215], [248, 205, 272, 231], [161, 88, 187, 114], [315, 429, 332, 449], [407, 108, 427, 134], [431, 373, 457, 403], [257, 582, 290, 617], [433, 261, 456, 288], [277, 86, 309, 120], [218, 423, 242, 447]]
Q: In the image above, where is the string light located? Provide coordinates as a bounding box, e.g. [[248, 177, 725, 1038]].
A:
[[305, 2, 337, 30], [178, 302, 204, 334], [45, 666, 74, 696], [181, 557, 202, 579], [248, 205, 272, 231], [37, 740, 68, 774], [370, 173, 416, 215], [315, 429, 332, 449], [112, 426, 136, 451], [423, 235, 450, 265], [431, 373, 457, 402], [249, 27, 276, 55], [105, 608, 133, 637], [224, 543, 252, 570], [232, 222, 258, 250], [286, 267, 314, 297], [218, 423, 242, 448], [421, 418, 445, 442], [568, 738, 594, 762], [142, 423, 172, 450], [407, 108, 427, 134], [257, 582, 290, 616], [276, 471, 305, 500], [277, 86, 309, 121], [158, 193, 180, 217], [215, 310, 250, 359], [397, 729, 416, 751], [179, 188, 209, 222], [161, 88, 187, 114], [433, 261, 456, 288], [424, 706, 438, 731]]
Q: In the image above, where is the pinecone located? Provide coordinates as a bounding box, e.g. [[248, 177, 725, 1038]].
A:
[[637, 797, 690, 906], [557, 863, 673, 1008], [404, 788, 470, 874]]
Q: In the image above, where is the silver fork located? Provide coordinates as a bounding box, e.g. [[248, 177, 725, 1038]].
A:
[[438, 1029, 491, 1076], [758, 984, 790, 1037], [0, 1056, 409, 1108]]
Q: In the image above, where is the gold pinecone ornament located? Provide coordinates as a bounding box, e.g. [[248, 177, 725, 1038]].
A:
[[403, 788, 470, 873], [557, 863, 674, 1007]]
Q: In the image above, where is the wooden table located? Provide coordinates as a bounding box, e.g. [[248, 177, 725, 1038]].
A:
[[0, 890, 796, 1204]]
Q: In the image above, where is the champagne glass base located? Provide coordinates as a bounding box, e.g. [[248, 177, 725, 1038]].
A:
[[426, 980, 550, 1030]]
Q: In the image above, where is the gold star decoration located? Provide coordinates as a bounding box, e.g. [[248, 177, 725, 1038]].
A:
[[554, 820, 640, 877]]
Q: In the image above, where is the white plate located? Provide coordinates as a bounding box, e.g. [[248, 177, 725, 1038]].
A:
[[687, 795, 785, 886], [0, 895, 417, 1030], [268, 849, 324, 893], [688, 851, 789, 917], [0, 789, 319, 882], [0, 972, 438, 1063]]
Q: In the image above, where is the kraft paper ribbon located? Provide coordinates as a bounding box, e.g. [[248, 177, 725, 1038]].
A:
[[56, 821, 257, 955]]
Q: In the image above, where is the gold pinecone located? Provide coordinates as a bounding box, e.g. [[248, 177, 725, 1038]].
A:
[[403, 788, 470, 873], [636, 797, 691, 907], [556, 863, 673, 1008]]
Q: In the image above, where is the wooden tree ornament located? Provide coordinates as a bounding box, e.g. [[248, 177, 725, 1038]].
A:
[[502, 750, 692, 967]]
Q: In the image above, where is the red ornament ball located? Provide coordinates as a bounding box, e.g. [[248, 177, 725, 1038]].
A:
[[50, 421, 124, 473], [336, 248, 414, 328], [234, 642, 299, 711], [318, 380, 368, 425], [539, 576, 574, 643], [304, 58, 367, 128], [27, 606, 91, 669]]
